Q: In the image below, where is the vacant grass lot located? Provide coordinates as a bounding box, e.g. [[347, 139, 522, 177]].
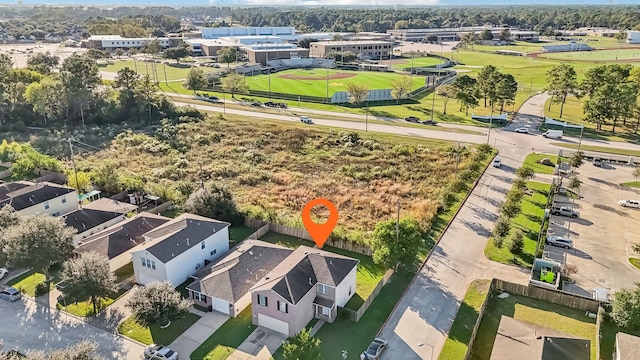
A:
[[438, 279, 491, 360], [79, 115, 478, 242], [118, 313, 201, 345], [245, 68, 425, 97], [469, 294, 597, 360], [522, 153, 559, 174], [190, 306, 256, 360], [99, 59, 217, 82], [484, 182, 550, 267], [259, 232, 387, 310]]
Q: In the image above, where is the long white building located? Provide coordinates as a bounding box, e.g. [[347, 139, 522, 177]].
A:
[[82, 35, 170, 50]]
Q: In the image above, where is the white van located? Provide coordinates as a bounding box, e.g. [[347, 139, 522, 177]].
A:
[[542, 130, 563, 139]]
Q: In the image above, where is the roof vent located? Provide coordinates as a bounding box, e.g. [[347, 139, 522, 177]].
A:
[[197, 221, 200, 225], [330, 259, 333, 265], [186, 238, 190, 246], [308, 277, 312, 285], [249, 251, 254, 256]]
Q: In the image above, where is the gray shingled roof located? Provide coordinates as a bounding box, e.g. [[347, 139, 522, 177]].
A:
[[139, 213, 230, 263], [186, 240, 293, 303], [615, 333, 640, 360], [64, 208, 124, 234], [0, 181, 31, 201], [250, 246, 359, 305], [0, 182, 75, 211], [74, 212, 170, 259]]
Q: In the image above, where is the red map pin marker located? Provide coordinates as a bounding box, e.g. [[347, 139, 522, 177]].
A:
[[302, 198, 339, 249]]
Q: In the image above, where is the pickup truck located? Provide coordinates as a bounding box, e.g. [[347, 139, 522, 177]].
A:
[[550, 205, 580, 218]]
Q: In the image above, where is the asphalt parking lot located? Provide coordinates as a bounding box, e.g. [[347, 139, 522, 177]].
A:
[[545, 160, 640, 296], [0, 296, 144, 359]]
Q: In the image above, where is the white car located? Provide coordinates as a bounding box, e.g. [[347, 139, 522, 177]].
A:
[[492, 157, 502, 168], [514, 127, 530, 133], [300, 116, 313, 124], [618, 200, 640, 208], [0, 268, 7, 280], [144, 344, 179, 360]]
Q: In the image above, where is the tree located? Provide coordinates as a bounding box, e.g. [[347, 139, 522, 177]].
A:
[[3, 215, 75, 281], [452, 75, 478, 116], [92, 160, 121, 194], [633, 167, 640, 184], [66, 170, 93, 193], [568, 176, 582, 195], [615, 30, 628, 43], [86, 49, 106, 62], [436, 84, 455, 114], [424, 34, 439, 43], [142, 39, 161, 58], [546, 64, 579, 118], [346, 83, 370, 128], [217, 47, 238, 68], [495, 73, 518, 113], [220, 72, 248, 99], [509, 230, 525, 257], [113, 67, 140, 108], [500, 198, 522, 219], [460, 31, 477, 50], [480, 29, 493, 40], [569, 151, 584, 169], [370, 217, 423, 270], [185, 67, 208, 93], [115, 48, 124, 57], [476, 65, 499, 108], [23, 77, 64, 125], [26, 51, 60, 75], [17, 340, 106, 360], [134, 74, 159, 120], [182, 185, 244, 225], [282, 327, 321, 360], [391, 76, 412, 103], [516, 167, 535, 180], [492, 215, 511, 248], [499, 29, 512, 41], [126, 281, 191, 326], [60, 54, 101, 125], [61, 252, 117, 315], [163, 46, 190, 63], [611, 283, 640, 329], [512, 178, 528, 191]]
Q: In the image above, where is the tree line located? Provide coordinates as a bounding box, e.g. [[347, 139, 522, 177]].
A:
[[546, 63, 640, 133]]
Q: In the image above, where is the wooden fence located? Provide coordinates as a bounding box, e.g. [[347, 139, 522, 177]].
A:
[[146, 201, 173, 215], [247, 224, 270, 240], [463, 283, 494, 360], [343, 269, 394, 322], [243, 217, 372, 256]]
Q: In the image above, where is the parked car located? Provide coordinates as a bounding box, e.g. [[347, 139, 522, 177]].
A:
[[0, 268, 7, 280], [300, 116, 313, 124], [618, 199, 640, 208], [250, 101, 262, 107], [0, 287, 22, 302], [421, 120, 437, 125], [593, 158, 603, 167], [404, 116, 420, 123], [546, 235, 573, 249], [542, 130, 563, 139], [550, 205, 580, 218], [360, 338, 388, 360], [514, 127, 530, 133], [144, 344, 179, 360], [492, 157, 502, 168]]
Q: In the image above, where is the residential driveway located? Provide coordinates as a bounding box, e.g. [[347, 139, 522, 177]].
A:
[[169, 311, 229, 358], [0, 296, 144, 359], [547, 162, 640, 295], [227, 327, 286, 360]]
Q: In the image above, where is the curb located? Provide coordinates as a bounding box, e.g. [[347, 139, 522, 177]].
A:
[[376, 150, 498, 337]]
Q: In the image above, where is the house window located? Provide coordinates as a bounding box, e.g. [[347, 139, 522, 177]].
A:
[[277, 301, 288, 313], [257, 294, 268, 306], [61, 196, 66, 203], [195, 262, 201, 270], [321, 305, 330, 316], [317, 283, 329, 295], [44, 201, 50, 209], [210, 249, 216, 256], [151, 260, 156, 270], [201, 241, 206, 249], [141, 257, 146, 266], [193, 291, 206, 302]]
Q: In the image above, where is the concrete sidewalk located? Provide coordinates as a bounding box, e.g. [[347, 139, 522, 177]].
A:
[[169, 311, 229, 359], [227, 327, 286, 360]]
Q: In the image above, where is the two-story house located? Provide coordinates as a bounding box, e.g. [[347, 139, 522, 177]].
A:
[[130, 213, 230, 286], [249, 246, 359, 337], [0, 181, 77, 217], [64, 198, 139, 245]]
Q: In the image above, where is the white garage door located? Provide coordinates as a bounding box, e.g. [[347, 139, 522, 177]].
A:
[[211, 297, 230, 315], [258, 313, 289, 335]]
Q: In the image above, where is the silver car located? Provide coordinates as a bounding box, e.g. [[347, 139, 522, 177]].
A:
[[361, 338, 388, 360], [144, 344, 179, 360], [546, 236, 573, 249], [0, 287, 22, 302]]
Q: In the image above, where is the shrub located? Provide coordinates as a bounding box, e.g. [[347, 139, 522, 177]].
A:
[[509, 230, 525, 256], [35, 282, 49, 297]]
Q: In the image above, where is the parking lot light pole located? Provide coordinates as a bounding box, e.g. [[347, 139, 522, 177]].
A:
[[577, 123, 585, 153], [418, 342, 434, 360]]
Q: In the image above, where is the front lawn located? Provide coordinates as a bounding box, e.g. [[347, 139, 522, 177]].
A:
[[114, 262, 135, 283], [190, 306, 256, 360], [522, 153, 559, 174], [484, 182, 550, 267], [438, 280, 491, 360], [6, 267, 63, 297], [56, 288, 127, 317], [259, 232, 387, 310], [118, 313, 201, 345], [469, 293, 597, 360]]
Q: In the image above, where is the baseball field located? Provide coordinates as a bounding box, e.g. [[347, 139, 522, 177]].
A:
[[244, 68, 426, 97]]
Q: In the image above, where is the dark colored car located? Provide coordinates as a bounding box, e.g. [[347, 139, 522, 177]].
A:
[[421, 120, 437, 125], [404, 116, 420, 123]]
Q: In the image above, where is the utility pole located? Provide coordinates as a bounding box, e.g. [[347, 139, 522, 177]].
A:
[[430, 43, 443, 122], [577, 123, 585, 153], [68, 139, 81, 195], [198, 162, 205, 190], [487, 106, 494, 145], [396, 200, 400, 244]]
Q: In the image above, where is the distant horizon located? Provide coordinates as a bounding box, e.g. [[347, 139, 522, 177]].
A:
[[0, 1, 637, 6]]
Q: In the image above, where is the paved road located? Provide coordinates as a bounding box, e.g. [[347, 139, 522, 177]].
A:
[[0, 296, 144, 359]]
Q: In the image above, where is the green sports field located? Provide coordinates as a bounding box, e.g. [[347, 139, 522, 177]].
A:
[[539, 48, 640, 61], [244, 68, 426, 97]]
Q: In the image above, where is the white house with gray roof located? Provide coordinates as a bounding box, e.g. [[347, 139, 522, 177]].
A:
[[130, 213, 230, 286], [186, 239, 293, 317]]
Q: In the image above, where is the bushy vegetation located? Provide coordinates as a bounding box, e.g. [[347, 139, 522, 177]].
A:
[[0, 140, 62, 178]]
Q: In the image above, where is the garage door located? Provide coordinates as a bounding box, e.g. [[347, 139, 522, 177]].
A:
[[211, 297, 230, 315], [257, 313, 289, 335]]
